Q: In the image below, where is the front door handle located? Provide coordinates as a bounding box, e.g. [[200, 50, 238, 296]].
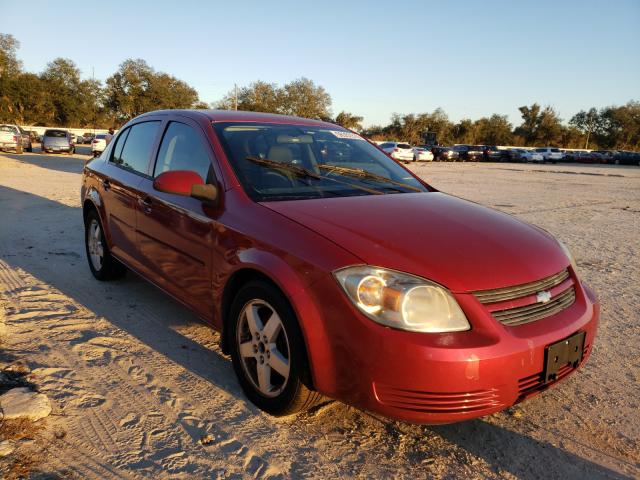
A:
[[138, 196, 152, 214], [102, 179, 110, 191]]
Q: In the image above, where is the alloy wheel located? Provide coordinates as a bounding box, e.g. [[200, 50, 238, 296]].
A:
[[236, 299, 291, 397], [87, 219, 104, 271]]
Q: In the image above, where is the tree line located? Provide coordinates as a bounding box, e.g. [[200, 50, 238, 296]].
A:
[[1, 34, 638, 150]]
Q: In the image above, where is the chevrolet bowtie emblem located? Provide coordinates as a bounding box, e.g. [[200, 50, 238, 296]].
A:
[[536, 291, 552, 303]]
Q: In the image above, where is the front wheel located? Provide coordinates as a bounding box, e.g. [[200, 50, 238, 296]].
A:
[[84, 209, 127, 280], [229, 281, 323, 416]]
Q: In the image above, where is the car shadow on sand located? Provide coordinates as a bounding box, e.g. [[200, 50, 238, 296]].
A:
[[1, 147, 92, 174], [0, 184, 633, 479]]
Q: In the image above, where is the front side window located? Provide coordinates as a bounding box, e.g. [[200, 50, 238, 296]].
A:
[[111, 121, 160, 175], [213, 122, 428, 202], [154, 122, 213, 183]]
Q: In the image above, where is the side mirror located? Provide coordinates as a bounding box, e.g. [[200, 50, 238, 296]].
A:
[[153, 170, 219, 205]]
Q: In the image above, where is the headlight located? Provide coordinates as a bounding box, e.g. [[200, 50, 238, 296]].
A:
[[558, 241, 578, 273], [334, 266, 470, 333]]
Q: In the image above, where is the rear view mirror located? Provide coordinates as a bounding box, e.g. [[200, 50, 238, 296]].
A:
[[153, 170, 219, 205]]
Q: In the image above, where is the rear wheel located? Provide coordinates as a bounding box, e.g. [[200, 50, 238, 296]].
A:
[[229, 281, 322, 416], [84, 209, 127, 280]]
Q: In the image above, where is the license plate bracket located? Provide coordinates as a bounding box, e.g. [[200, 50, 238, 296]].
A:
[[543, 331, 585, 383]]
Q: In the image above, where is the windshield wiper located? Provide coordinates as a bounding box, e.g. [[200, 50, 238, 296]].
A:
[[318, 164, 423, 193], [244, 156, 384, 195]]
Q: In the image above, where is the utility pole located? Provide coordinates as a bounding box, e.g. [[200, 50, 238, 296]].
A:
[[92, 66, 96, 137], [234, 83, 238, 111]]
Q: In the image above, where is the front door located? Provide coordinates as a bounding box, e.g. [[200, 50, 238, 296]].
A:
[[136, 119, 218, 318]]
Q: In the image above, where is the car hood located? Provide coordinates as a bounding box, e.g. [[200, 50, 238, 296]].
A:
[[262, 192, 568, 292]]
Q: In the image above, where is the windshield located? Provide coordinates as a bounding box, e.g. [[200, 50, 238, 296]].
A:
[[214, 122, 428, 201], [0, 125, 17, 133]]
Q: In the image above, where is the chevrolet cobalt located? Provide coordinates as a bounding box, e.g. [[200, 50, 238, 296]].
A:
[[81, 110, 599, 424]]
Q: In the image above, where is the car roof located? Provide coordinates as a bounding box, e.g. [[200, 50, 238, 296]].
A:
[[137, 109, 336, 128]]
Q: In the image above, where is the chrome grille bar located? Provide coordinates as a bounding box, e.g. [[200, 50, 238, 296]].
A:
[[473, 269, 570, 304]]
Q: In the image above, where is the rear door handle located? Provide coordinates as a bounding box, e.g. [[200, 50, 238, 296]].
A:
[[102, 179, 110, 191], [138, 196, 152, 214]]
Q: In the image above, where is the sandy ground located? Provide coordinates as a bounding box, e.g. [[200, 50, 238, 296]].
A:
[[0, 148, 638, 479]]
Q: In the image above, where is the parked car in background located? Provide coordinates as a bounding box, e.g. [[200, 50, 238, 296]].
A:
[[534, 147, 563, 163], [483, 146, 510, 162], [452, 145, 484, 161], [81, 109, 598, 424], [612, 151, 640, 166], [591, 150, 613, 163], [41, 129, 74, 154], [91, 134, 108, 156], [83, 132, 95, 144], [379, 142, 415, 163], [413, 147, 434, 161], [0, 124, 32, 153], [69, 133, 78, 144], [511, 149, 544, 163], [431, 146, 459, 161]]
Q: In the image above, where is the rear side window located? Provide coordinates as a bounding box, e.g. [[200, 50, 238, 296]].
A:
[[111, 128, 130, 165], [45, 130, 67, 137], [379, 142, 394, 148], [154, 122, 213, 183], [535, 148, 545, 152], [551, 148, 560, 152], [397, 143, 412, 149], [112, 121, 160, 175]]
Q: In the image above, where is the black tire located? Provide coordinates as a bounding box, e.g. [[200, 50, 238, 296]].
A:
[[229, 280, 323, 416], [26, 143, 33, 152], [84, 209, 127, 281]]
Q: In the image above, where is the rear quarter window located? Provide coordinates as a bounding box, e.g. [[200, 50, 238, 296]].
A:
[[111, 121, 160, 175]]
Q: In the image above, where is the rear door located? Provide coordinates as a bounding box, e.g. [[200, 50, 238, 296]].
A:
[[101, 120, 162, 269], [136, 118, 218, 318]]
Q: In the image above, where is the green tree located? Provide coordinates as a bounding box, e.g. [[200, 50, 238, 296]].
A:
[[40, 58, 86, 125], [451, 119, 478, 144], [217, 81, 281, 113], [474, 114, 513, 145], [514, 104, 563, 146], [514, 103, 541, 145], [105, 59, 200, 123], [335, 111, 363, 131], [570, 107, 599, 149], [279, 77, 331, 120], [597, 101, 640, 150], [0, 33, 22, 122]]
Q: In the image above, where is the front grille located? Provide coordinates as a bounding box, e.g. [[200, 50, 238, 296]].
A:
[[473, 269, 570, 304], [473, 269, 576, 326], [374, 383, 502, 414], [493, 287, 576, 326]]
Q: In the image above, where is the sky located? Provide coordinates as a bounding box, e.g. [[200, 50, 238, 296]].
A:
[[1, 0, 639, 127]]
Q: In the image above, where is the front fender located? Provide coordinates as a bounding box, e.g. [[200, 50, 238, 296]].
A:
[[215, 248, 339, 396]]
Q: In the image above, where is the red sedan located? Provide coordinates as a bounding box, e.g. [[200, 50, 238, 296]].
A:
[[81, 110, 599, 424]]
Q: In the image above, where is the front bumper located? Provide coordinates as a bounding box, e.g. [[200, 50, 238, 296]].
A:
[[306, 274, 599, 424]]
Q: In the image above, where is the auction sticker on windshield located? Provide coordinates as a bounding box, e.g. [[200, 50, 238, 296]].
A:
[[329, 130, 365, 140]]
